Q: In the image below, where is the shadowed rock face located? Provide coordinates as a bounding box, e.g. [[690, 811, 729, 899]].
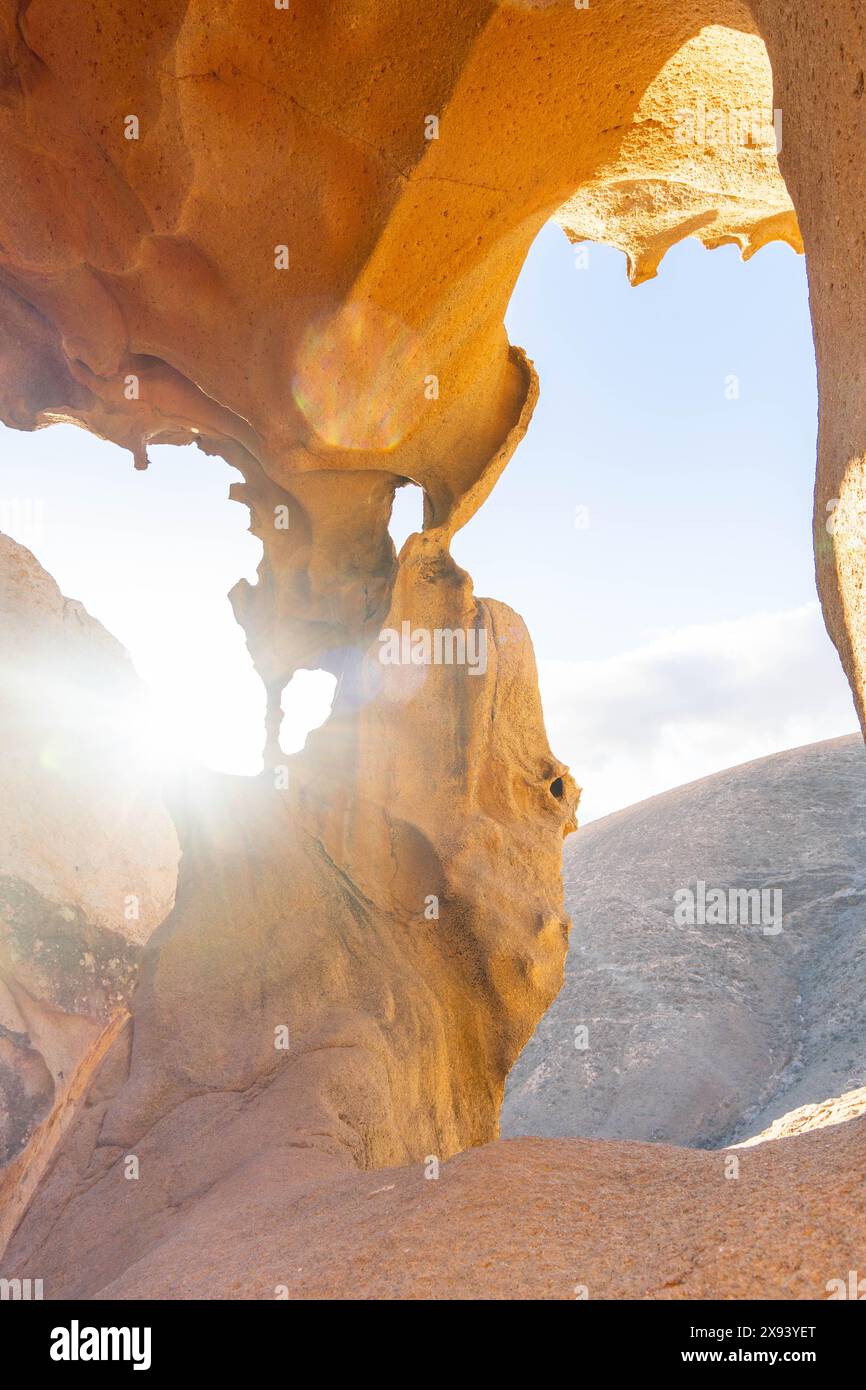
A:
[[0, 1, 864, 1299], [0, 533, 178, 1250], [1, 550, 576, 1297], [503, 736, 866, 1149]]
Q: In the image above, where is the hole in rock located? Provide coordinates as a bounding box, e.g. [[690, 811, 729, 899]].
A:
[[490, 222, 864, 1156], [0, 425, 266, 775], [453, 223, 859, 825], [387, 480, 424, 553], [278, 669, 337, 755], [549, 777, 564, 799]]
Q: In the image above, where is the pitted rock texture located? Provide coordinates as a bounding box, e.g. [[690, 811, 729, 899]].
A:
[[0, 0, 801, 748], [749, 0, 866, 742], [0, 0, 865, 1300], [2, 544, 575, 1263], [0, 533, 177, 1242], [503, 736, 866, 1148], [6, 1122, 866, 1300]]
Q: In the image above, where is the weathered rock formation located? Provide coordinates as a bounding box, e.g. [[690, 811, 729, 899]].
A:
[[750, 0, 866, 751], [504, 735, 866, 1148], [0, 1, 801, 741], [0, 0, 864, 1298], [0, 532, 178, 1250], [736, 1085, 866, 1146], [65, 1120, 865, 1300]]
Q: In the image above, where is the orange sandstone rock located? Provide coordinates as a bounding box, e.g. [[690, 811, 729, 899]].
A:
[[0, 0, 863, 1300], [0, 533, 177, 1252]]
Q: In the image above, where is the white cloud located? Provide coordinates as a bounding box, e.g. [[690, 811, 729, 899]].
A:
[[538, 603, 860, 823]]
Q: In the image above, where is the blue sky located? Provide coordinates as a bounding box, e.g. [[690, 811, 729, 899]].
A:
[[0, 222, 858, 818], [456, 222, 820, 658], [451, 224, 859, 817]]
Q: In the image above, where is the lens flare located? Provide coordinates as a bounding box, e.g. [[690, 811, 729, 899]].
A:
[[292, 301, 424, 451]]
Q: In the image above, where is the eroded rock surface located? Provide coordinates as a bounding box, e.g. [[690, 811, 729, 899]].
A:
[[0, 0, 800, 743], [736, 1086, 866, 1147], [503, 735, 866, 1148], [0, 0, 864, 1299], [8, 1122, 866, 1300], [750, 0, 866, 742], [0, 533, 178, 1248]]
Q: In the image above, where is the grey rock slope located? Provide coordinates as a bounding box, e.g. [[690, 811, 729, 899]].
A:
[[502, 734, 866, 1148]]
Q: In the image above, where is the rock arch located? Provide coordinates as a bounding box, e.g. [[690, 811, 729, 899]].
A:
[[0, 0, 864, 1297]]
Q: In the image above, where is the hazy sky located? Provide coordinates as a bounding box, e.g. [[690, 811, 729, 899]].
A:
[[0, 222, 858, 819]]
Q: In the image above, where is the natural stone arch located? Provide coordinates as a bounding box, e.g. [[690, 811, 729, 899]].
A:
[[0, 0, 863, 1297]]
